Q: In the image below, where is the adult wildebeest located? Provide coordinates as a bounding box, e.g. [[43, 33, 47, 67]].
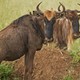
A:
[[53, 2, 80, 51], [0, 14, 45, 80], [0, 2, 57, 80]]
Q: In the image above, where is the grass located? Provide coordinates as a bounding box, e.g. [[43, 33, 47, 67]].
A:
[[0, 62, 13, 80], [0, 0, 80, 29], [63, 75, 73, 80], [70, 38, 80, 63]]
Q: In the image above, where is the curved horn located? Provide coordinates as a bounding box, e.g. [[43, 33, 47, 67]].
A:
[[58, 3, 61, 11], [58, 2, 65, 12], [36, 2, 42, 11]]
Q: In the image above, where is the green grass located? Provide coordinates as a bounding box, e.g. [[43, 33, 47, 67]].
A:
[[0, 0, 80, 29], [70, 38, 80, 63], [0, 63, 13, 80], [63, 75, 73, 80]]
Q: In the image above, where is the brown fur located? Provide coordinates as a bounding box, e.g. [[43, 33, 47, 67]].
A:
[[65, 10, 80, 35], [53, 17, 73, 51], [44, 10, 56, 21], [0, 14, 45, 80]]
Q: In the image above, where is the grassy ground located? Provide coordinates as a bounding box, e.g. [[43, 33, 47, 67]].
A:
[[0, 0, 80, 29]]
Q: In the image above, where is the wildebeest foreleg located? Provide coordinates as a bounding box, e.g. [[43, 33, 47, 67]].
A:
[[24, 50, 35, 80]]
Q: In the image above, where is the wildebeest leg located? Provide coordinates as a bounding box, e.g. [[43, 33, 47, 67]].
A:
[[67, 34, 73, 51], [24, 49, 35, 80]]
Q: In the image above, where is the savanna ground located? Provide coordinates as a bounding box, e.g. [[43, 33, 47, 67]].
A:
[[0, 0, 80, 80]]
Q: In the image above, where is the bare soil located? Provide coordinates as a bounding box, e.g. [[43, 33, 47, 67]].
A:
[[13, 44, 80, 80]]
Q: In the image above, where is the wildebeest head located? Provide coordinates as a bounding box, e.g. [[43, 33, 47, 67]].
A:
[[32, 2, 57, 42], [65, 10, 80, 35], [43, 9, 56, 42], [58, 2, 80, 35]]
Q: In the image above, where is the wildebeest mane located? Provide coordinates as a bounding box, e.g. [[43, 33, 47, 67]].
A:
[[0, 14, 30, 32], [12, 14, 30, 26]]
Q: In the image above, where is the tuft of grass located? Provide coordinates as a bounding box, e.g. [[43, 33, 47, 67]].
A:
[[63, 75, 73, 80], [13, 77, 20, 80], [70, 38, 80, 63], [0, 63, 13, 80]]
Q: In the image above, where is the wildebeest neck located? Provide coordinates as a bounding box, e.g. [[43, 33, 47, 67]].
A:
[[30, 17, 45, 40]]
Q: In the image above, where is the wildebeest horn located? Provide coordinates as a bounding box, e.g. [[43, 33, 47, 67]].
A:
[[58, 3, 61, 11], [58, 2, 65, 12], [36, 2, 42, 12]]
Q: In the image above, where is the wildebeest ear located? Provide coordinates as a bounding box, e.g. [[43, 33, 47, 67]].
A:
[[33, 10, 43, 16], [33, 11, 37, 15]]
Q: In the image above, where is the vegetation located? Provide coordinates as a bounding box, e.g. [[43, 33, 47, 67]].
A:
[[0, 0, 80, 29], [0, 62, 13, 80], [63, 75, 73, 80], [70, 39, 80, 63]]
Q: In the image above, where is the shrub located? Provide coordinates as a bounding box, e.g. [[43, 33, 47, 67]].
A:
[[63, 75, 73, 80], [0, 63, 13, 80], [70, 39, 80, 63]]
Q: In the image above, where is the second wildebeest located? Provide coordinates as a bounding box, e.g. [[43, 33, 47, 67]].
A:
[[58, 2, 80, 36]]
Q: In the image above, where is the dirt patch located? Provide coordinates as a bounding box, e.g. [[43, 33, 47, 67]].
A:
[[13, 44, 80, 80]]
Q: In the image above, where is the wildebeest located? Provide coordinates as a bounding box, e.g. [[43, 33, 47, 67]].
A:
[[0, 14, 45, 80], [31, 2, 57, 42], [0, 2, 58, 80], [53, 2, 80, 50], [58, 2, 80, 36], [53, 17, 73, 51]]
